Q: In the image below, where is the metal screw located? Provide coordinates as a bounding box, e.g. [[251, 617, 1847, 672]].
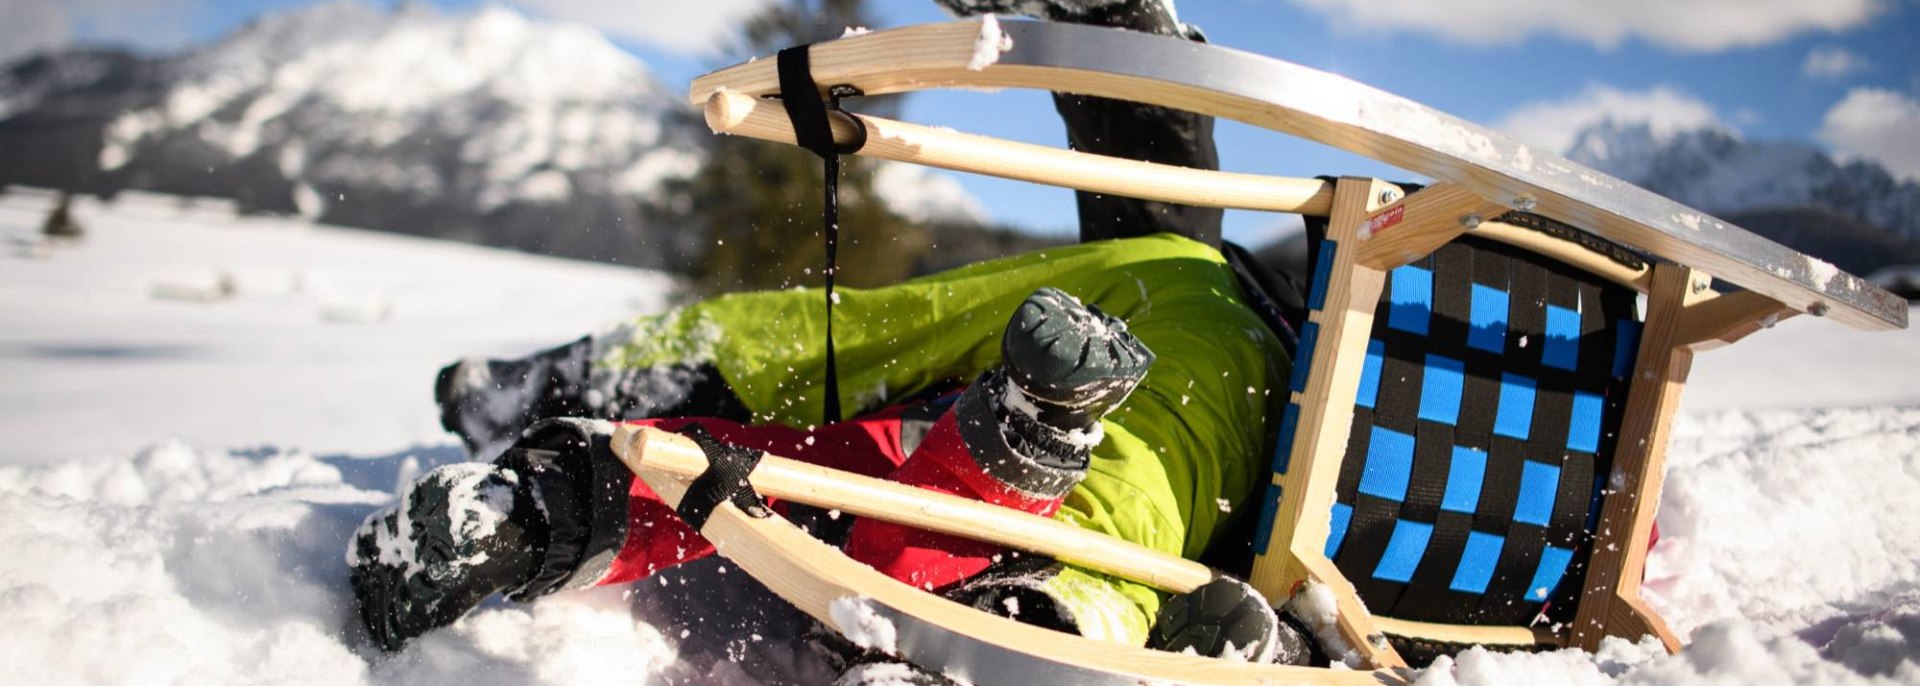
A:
[[1690, 279, 1710, 294], [1368, 633, 1389, 649], [1808, 302, 1830, 317], [1378, 189, 1402, 205], [1459, 213, 1483, 230], [1512, 196, 1538, 212]]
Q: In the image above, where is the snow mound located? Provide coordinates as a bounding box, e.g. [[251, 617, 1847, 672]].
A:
[[0, 440, 344, 505], [0, 441, 674, 686], [1647, 406, 1920, 640]]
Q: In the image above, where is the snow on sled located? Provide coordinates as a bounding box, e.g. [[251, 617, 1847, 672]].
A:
[[615, 17, 1909, 685]]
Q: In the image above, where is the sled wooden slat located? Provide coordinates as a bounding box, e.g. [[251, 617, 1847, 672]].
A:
[[704, 89, 1335, 215], [690, 20, 1906, 332], [1370, 617, 1549, 648], [1248, 180, 1701, 659], [1470, 222, 1652, 293], [612, 425, 1405, 686], [609, 424, 1214, 594]]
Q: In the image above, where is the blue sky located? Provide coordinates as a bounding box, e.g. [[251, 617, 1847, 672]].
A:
[[8, 0, 1919, 243]]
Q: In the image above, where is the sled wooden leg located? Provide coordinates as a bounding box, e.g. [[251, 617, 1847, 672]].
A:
[[1570, 264, 1700, 653], [1249, 178, 1418, 669]]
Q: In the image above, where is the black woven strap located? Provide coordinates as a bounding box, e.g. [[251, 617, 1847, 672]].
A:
[[673, 423, 773, 530], [776, 45, 867, 425], [1494, 211, 1647, 272], [1325, 236, 1638, 626], [777, 46, 843, 159]]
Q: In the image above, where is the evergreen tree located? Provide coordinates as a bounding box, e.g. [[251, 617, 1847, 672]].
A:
[[669, 0, 931, 294]]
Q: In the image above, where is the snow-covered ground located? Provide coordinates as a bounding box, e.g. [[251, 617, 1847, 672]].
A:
[[2, 188, 1918, 684], [0, 188, 674, 463]]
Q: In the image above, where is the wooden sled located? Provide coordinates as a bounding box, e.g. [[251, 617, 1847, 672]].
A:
[[643, 17, 1907, 683]]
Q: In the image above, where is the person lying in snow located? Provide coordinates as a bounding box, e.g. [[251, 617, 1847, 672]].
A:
[[346, 0, 1325, 679], [350, 237, 1310, 663]]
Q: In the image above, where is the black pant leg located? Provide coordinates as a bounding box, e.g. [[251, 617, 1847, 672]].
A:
[[1051, 92, 1223, 247]]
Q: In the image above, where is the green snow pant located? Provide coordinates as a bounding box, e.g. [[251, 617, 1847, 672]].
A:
[[600, 233, 1289, 644]]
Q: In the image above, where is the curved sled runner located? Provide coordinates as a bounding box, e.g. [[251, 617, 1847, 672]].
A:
[[643, 18, 1907, 682], [614, 426, 1405, 685]]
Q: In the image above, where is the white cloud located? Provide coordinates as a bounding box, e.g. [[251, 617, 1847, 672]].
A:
[[1496, 84, 1726, 154], [0, 0, 74, 64], [1803, 46, 1870, 79], [513, 0, 778, 55], [1286, 0, 1885, 52], [1818, 87, 1920, 181]]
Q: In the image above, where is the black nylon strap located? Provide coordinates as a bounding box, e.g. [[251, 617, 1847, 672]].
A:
[[777, 46, 839, 159], [673, 423, 773, 531], [776, 45, 868, 425]]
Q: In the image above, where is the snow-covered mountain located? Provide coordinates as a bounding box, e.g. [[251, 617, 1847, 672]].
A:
[[1568, 122, 1920, 252], [0, 2, 707, 269], [0, 2, 994, 272]]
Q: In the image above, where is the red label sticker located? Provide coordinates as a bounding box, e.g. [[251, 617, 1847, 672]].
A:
[[1358, 204, 1405, 239]]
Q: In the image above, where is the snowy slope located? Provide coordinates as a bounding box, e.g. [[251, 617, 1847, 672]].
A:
[[2, 189, 1919, 684], [0, 188, 675, 463]]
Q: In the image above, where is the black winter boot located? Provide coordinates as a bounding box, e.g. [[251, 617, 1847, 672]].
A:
[[999, 286, 1154, 432], [349, 419, 635, 651], [952, 287, 1152, 498], [347, 462, 545, 651], [1148, 576, 1313, 665]]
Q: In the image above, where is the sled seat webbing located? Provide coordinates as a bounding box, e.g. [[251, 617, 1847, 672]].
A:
[[1311, 231, 1641, 627]]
